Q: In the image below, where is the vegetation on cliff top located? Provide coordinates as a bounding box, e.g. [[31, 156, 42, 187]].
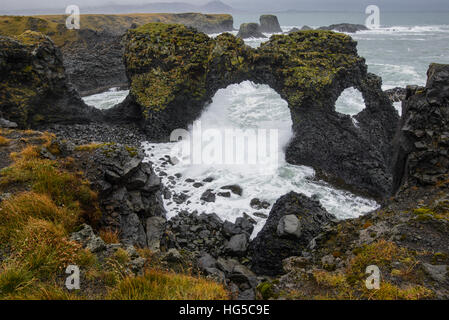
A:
[[124, 23, 365, 120], [0, 13, 232, 47]]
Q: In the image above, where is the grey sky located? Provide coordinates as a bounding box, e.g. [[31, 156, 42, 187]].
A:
[[1, 0, 449, 12]]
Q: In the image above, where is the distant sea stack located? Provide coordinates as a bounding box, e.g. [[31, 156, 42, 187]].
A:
[[259, 15, 282, 33], [318, 23, 368, 33], [237, 23, 267, 39]]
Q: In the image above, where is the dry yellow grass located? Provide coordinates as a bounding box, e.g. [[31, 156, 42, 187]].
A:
[[0, 135, 10, 146], [108, 269, 229, 300]]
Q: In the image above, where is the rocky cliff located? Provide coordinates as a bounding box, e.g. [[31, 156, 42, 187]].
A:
[[0, 14, 234, 95], [0, 31, 99, 127], [392, 63, 449, 192], [111, 23, 398, 198]]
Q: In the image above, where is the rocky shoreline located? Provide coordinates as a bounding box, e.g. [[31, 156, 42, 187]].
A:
[[1, 19, 449, 300]]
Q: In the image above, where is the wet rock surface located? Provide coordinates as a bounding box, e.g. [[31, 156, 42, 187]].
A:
[[237, 23, 267, 39], [250, 192, 336, 276]]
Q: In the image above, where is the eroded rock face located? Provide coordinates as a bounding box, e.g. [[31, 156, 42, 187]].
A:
[[83, 143, 166, 247], [237, 23, 266, 39], [0, 31, 100, 127], [392, 63, 449, 192], [250, 192, 336, 276], [259, 15, 282, 33], [113, 23, 398, 198]]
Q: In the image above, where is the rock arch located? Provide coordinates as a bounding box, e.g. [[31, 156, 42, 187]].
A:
[[106, 23, 399, 198]]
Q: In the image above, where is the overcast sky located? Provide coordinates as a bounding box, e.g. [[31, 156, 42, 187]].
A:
[[1, 0, 449, 12]]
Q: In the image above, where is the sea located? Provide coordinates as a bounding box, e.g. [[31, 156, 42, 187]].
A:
[[82, 11, 449, 236]]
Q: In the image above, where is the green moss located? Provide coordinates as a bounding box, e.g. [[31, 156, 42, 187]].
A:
[[257, 281, 277, 300]]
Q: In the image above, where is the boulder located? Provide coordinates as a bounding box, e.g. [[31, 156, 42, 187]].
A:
[[259, 15, 282, 33], [225, 234, 249, 256], [250, 192, 336, 275], [201, 189, 216, 203], [146, 216, 166, 250], [220, 184, 243, 196], [237, 23, 267, 39], [70, 224, 106, 253]]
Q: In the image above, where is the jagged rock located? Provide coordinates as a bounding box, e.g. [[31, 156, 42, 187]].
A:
[[238, 289, 256, 300], [385, 87, 407, 103], [318, 23, 368, 33], [83, 143, 165, 247], [201, 189, 216, 203], [250, 192, 336, 275], [146, 216, 166, 251], [301, 25, 313, 31], [259, 15, 282, 33], [250, 198, 270, 210], [237, 23, 266, 39], [221, 185, 243, 196], [70, 224, 106, 253], [0, 31, 100, 128], [392, 63, 449, 192]]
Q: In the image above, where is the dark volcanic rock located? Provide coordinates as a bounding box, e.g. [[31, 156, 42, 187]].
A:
[[392, 63, 449, 192], [250, 192, 336, 275], [0, 31, 100, 128], [201, 189, 216, 203], [237, 23, 267, 39], [83, 143, 165, 247], [221, 184, 243, 196], [114, 24, 398, 198], [318, 23, 369, 33], [259, 15, 282, 33], [385, 87, 407, 103]]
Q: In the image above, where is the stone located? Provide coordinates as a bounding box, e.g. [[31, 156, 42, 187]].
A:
[[217, 191, 231, 198], [238, 289, 256, 300], [259, 15, 282, 33], [69, 224, 106, 253], [198, 253, 217, 271], [220, 185, 243, 196], [250, 192, 335, 276], [200, 189, 216, 203], [146, 216, 166, 251], [422, 263, 448, 283], [237, 23, 266, 39], [277, 214, 302, 238], [225, 234, 249, 256], [0, 118, 18, 128]]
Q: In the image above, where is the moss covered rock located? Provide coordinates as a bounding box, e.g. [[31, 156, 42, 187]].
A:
[[0, 31, 100, 128], [111, 23, 398, 197]]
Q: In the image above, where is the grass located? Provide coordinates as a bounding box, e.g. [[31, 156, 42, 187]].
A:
[[108, 269, 229, 300], [0, 129, 229, 300], [0, 135, 10, 146]]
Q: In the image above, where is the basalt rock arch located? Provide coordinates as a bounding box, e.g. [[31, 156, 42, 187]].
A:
[[105, 23, 399, 198]]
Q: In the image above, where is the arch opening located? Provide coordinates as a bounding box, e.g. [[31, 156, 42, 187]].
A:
[[335, 87, 367, 125]]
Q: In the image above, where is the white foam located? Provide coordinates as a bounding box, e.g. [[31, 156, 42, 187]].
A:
[[82, 88, 129, 110], [143, 81, 378, 237]]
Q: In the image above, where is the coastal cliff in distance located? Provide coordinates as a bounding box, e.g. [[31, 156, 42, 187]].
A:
[[0, 14, 234, 95]]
